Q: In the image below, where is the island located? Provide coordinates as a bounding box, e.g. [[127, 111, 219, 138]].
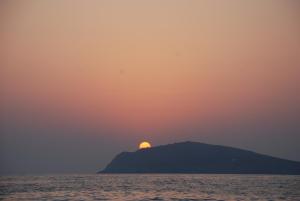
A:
[[99, 141, 300, 174]]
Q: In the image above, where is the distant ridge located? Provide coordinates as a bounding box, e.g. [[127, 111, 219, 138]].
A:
[[99, 141, 300, 174]]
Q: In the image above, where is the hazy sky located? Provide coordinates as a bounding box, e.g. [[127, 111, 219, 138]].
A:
[[1, 0, 300, 174]]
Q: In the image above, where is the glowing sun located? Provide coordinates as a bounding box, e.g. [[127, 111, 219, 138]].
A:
[[139, 141, 152, 149]]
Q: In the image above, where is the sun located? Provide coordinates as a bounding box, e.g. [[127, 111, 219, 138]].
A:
[[139, 141, 152, 149]]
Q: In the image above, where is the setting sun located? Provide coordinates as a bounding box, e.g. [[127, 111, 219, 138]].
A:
[[139, 141, 152, 149]]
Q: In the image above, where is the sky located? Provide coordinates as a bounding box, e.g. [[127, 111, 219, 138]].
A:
[[0, 0, 300, 174]]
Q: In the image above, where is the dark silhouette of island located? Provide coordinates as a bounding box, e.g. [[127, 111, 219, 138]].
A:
[[99, 141, 300, 174]]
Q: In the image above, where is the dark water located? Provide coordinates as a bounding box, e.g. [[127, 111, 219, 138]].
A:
[[0, 174, 299, 200]]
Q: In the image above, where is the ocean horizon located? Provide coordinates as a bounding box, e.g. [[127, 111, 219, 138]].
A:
[[1, 1, 300, 200], [1, 174, 299, 200]]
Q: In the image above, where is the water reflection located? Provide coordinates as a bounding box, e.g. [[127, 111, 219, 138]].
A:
[[0, 174, 299, 200]]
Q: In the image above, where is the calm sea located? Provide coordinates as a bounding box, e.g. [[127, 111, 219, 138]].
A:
[[0, 174, 299, 200]]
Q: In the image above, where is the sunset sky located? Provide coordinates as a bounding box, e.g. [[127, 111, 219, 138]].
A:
[[1, 0, 300, 174]]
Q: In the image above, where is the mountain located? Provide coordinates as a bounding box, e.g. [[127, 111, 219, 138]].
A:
[[99, 141, 300, 174]]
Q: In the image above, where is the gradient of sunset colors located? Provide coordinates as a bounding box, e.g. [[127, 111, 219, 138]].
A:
[[1, 0, 300, 174]]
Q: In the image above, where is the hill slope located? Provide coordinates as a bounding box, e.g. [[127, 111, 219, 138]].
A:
[[99, 141, 300, 174]]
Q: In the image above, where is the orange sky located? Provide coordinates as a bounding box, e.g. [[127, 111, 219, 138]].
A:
[[2, 0, 299, 132], [0, 0, 300, 173]]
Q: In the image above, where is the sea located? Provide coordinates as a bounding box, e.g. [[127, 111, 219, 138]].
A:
[[0, 174, 299, 201]]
